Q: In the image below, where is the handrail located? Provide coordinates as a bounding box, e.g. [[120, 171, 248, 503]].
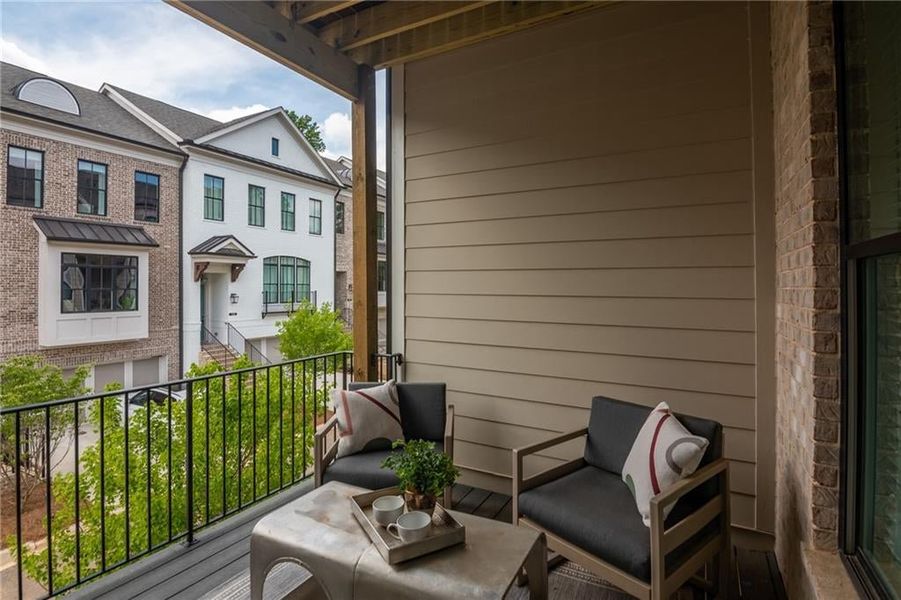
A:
[[200, 324, 235, 370], [225, 322, 271, 365], [0, 351, 402, 599]]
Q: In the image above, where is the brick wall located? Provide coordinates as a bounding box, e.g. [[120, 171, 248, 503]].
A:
[[0, 128, 181, 382], [334, 190, 386, 329], [771, 2, 842, 597]]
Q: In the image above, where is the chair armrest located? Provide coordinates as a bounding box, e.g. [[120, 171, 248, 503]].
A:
[[649, 458, 730, 557], [314, 414, 339, 487], [513, 427, 588, 459], [444, 404, 455, 460], [511, 428, 587, 524]]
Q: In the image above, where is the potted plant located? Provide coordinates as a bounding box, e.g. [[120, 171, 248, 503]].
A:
[[382, 439, 459, 514]]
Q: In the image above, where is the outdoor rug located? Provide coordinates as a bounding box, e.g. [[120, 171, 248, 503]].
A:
[[203, 559, 634, 600]]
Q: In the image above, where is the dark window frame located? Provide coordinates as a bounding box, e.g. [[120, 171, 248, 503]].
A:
[[76, 159, 108, 216], [271, 137, 280, 157], [377, 210, 386, 241], [262, 255, 311, 305], [6, 145, 44, 208], [248, 184, 265, 227], [203, 174, 224, 221], [836, 5, 901, 598], [377, 259, 387, 292], [60, 252, 139, 314], [281, 192, 296, 231], [309, 198, 322, 235], [134, 171, 160, 223], [335, 200, 345, 234]]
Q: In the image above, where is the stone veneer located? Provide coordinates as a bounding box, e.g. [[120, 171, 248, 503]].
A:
[[0, 129, 182, 382], [771, 2, 854, 598]]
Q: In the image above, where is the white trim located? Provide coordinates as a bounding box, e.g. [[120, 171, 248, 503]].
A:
[[389, 65, 405, 356], [100, 84, 184, 145], [0, 112, 183, 166], [185, 145, 339, 193], [195, 108, 342, 187], [193, 107, 281, 143]]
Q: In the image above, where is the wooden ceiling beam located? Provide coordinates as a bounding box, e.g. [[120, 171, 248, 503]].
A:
[[317, 1, 493, 51], [166, 0, 360, 100], [346, 1, 606, 68], [285, 1, 362, 25]]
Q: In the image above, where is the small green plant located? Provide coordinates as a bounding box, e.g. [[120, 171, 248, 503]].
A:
[[381, 439, 458, 499]]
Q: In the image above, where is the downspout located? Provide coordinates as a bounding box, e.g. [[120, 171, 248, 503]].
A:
[[333, 186, 342, 313], [177, 152, 188, 377]]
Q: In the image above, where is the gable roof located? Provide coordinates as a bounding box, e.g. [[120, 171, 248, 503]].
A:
[[323, 156, 386, 197], [0, 62, 180, 154], [33, 215, 159, 247], [188, 235, 256, 258], [102, 83, 227, 141]]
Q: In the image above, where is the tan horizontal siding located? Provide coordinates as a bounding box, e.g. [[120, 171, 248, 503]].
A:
[[402, 1, 772, 531]]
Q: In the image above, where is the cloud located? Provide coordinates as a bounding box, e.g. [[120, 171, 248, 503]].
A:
[[320, 111, 386, 169], [0, 3, 270, 102], [201, 104, 270, 123]]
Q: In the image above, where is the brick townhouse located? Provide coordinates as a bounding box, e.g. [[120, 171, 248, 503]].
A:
[[0, 62, 184, 389]]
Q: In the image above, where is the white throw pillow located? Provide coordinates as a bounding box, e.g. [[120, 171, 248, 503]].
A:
[[332, 380, 404, 458], [621, 402, 709, 527]]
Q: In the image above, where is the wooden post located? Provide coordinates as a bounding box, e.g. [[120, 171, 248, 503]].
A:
[[352, 65, 378, 382]]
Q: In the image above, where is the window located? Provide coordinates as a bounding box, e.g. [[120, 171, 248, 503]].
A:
[[309, 198, 322, 234], [335, 201, 345, 234], [377, 260, 387, 292], [248, 184, 265, 227], [134, 171, 160, 222], [281, 192, 295, 231], [271, 137, 280, 157], [839, 4, 901, 597], [263, 256, 311, 306], [377, 210, 386, 241], [7, 146, 43, 208], [61, 253, 138, 313], [203, 174, 224, 221], [77, 160, 107, 215]]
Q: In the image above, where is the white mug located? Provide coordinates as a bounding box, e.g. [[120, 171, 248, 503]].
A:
[[386, 510, 432, 542], [372, 495, 405, 527]]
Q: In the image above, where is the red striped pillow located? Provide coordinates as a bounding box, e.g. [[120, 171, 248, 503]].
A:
[[332, 380, 404, 458], [621, 402, 709, 527]]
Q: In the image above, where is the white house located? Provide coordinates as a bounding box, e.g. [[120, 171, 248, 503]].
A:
[[102, 86, 340, 372]]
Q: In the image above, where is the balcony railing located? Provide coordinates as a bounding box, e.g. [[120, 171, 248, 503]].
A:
[[261, 290, 317, 318], [0, 351, 402, 599]]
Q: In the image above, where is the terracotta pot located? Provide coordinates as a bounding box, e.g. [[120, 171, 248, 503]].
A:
[[404, 490, 437, 515]]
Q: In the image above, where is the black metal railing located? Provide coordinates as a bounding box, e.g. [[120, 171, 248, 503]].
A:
[[225, 323, 270, 365], [261, 290, 317, 318], [0, 351, 402, 599], [200, 324, 236, 370]]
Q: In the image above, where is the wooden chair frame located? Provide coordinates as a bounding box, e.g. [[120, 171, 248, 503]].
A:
[[512, 429, 731, 600], [314, 405, 455, 508]]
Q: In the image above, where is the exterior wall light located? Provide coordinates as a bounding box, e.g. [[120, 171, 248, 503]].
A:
[[230, 293, 239, 304]]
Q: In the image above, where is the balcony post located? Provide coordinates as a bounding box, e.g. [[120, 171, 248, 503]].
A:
[[352, 64, 378, 382]]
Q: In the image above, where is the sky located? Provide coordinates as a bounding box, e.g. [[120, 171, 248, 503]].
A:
[[0, 0, 387, 167]]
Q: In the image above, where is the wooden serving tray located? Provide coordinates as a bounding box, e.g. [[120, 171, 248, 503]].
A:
[[351, 487, 466, 565]]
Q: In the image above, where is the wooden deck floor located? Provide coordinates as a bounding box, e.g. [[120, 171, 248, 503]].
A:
[[68, 481, 784, 600]]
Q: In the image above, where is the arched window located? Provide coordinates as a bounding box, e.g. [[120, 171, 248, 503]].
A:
[[263, 256, 310, 305], [17, 78, 80, 115]]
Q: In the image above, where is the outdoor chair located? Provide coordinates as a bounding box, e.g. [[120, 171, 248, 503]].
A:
[[512, 396, 730, 600], [314, 382, 454, 507]]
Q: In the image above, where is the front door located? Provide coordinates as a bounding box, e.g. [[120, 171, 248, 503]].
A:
[[200, 275, 207, 332]]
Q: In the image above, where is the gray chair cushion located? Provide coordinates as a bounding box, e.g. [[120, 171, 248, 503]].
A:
[[323, 442, 445, 490], [518, 465, 718, 583], [583, 396, 723, 474], [349, 382, 446, 442]]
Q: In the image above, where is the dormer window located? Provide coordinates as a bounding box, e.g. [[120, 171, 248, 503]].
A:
[[271, 137, 280, 157], [17, 78, 80, 115]]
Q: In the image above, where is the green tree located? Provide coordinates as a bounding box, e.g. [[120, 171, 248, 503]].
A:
[[277, 301, 352, 361], [13, 356, 338, 591], [285, 110, 326, 152], [0, 356, 89, 506]]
